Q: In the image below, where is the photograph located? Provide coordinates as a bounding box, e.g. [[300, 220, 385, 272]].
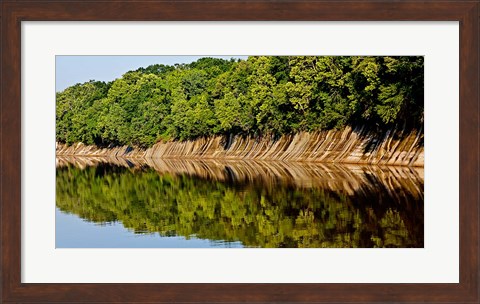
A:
[[3, 0, 478, 302], [55, 55, 424, 248]]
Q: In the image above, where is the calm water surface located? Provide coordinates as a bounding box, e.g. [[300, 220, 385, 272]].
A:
[[56, 157, 424, 248]]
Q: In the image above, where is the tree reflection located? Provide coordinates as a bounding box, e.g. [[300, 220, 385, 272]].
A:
[[56, 159, 423, 248]]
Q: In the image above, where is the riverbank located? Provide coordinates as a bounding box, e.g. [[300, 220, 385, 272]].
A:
[[56, 126, 424, 166]]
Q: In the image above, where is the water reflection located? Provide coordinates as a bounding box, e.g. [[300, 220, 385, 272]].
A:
[[56, 156, 423, 248]]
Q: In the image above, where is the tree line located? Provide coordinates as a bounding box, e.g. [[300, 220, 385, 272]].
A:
[[56, 56, 423, 147]]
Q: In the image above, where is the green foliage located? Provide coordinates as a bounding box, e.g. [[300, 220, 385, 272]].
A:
[[56, 80, 110, 145], [56, 56, 423, 147], [56, 164, 423, 248]]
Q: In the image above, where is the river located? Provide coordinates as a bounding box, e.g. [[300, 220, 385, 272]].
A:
[[56, 156, 424, 248]]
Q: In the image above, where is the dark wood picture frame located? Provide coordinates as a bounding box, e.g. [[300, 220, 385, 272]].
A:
[[1, 0, 478, 302]]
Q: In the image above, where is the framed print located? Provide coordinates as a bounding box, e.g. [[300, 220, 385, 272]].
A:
[[1, 0, 478, 303]]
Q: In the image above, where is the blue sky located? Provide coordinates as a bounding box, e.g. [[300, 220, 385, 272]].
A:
[[55, 55, 248, 92]]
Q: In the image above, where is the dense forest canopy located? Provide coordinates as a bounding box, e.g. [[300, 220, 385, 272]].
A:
[[56, 56, 424, 147]]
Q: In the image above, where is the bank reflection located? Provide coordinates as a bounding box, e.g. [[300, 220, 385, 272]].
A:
[[56, 156, 424, 248]]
